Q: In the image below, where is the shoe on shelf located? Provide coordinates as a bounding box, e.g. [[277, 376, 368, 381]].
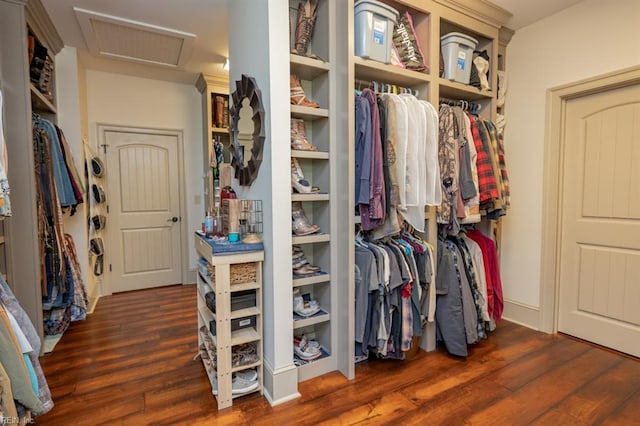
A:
[[294, 335, 322, 361], [290, 118, 318, 151], [211, 374, 259, 396], [231, 376, 259, 394], [294, 334, 320, 350], [291, 0, 319, 58], [292, 201, 320, 236], [293, 288, 321, 317], [291, 248, 320, 272], [291, 158, 320, 194], [231, 343, 259, 367], [290, 74, 320, 108], [234, 368, 258, 383], [293, 264, 321, 276]]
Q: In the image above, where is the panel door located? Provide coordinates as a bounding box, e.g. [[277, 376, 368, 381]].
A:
[[105, 130, 182, 293], [558, 83, 640, 357]]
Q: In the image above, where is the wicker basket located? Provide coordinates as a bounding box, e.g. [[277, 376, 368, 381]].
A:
[[207, 262, 257, 285]]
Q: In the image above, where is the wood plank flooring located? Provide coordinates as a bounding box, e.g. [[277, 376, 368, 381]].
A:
[[36, 285, 640, 425]]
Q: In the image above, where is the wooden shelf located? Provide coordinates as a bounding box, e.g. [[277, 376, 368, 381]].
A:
[[212, 126, 229, 134], [229, 282, 261, 292], [291, 105, 329, 120], [438, 78, 494, 101], [230, 306, 260, 320], [293, 272, 330, 288], [290, 54, 330, 80], [30, 83, 56, 114], [291, 150, 330, 160], [292, 193, 330, 202], [292, 233, 330, 245], [293, 309, 330, 329], [230, 386, 262, 399], [230, 360, 262, 374], [230, 327, 261, 346], [354, 56, 431, 88]]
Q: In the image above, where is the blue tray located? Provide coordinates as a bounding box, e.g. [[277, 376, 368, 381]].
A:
[[195, 231, 264, 255]]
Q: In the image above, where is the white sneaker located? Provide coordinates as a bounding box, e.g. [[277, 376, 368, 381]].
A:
[[211, 374, 259, 395], [293, 289, 321, 317], [232, 376, 259, 394], [294, 336, 322, 360], [234, 368, 258, 382]]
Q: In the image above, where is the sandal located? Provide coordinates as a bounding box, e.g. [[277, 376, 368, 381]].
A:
[[290, 74, 319, 108]]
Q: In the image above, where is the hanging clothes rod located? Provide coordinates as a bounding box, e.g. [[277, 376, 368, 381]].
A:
[[354, 79, 418, 97], [439, 97, 483, 114]]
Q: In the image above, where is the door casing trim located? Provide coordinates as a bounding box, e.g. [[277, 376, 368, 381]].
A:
[[96, 124, 188, 295], [540, 65, 640, 333]]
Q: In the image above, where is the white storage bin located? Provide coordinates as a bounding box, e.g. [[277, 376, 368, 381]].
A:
[[440, 32, 478, 84], [354, 0, 399, 64]]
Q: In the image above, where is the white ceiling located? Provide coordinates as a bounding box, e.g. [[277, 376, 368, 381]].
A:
[[491, 0, 585, 31], [41, 0, 230, 85], [41, 0, 585, 85]]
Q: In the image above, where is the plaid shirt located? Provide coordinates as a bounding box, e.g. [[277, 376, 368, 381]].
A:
[[469, 116, 498, 203]]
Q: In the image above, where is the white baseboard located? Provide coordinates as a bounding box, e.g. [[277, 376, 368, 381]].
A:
[[502, 299, 540, 331], [262, 359, 300, 406]]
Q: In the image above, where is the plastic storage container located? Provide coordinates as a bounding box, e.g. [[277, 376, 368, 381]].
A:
[[354, 0, 399, 64], [440, 32, 478, 84]]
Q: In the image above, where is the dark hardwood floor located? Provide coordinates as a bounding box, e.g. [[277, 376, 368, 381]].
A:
[[36, 285, 640, 425]]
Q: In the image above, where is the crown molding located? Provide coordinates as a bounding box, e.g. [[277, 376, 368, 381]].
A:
[[499, 26, 515, 47], [435, 0, 512, 28], [196, 73, 229, 93], [25, 0, 63, 54]]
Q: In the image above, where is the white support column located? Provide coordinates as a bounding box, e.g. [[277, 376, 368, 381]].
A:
[[228, 0, 299, 405], [55, 46, 94, 309]]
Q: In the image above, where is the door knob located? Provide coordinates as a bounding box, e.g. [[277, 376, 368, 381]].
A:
[[167, 216, 179, 223]]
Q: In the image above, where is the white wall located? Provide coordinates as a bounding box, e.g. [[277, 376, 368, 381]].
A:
[[502, 0, 640, 320], [85, 70, 203, 290]]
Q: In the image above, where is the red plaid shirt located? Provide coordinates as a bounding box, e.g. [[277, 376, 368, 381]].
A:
[[469, 115, 498, 203]]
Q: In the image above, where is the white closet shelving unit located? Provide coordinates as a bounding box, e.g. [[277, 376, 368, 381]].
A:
[[195, 233, 264, 410], [342, 0, 512, 374], [289, 0, 336, 382], [0, 0, 63, 346]]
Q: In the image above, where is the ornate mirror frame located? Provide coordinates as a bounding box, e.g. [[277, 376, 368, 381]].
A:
[[229, 74, 266, 186]]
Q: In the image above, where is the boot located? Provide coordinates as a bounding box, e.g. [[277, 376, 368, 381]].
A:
[[214, 95, 225, 128], [292, 201, 320, 236], [290, 74, 319, 108], [290, 118, 318, 151], [291, 158, 320, 193], [292, 0, 318, 57]]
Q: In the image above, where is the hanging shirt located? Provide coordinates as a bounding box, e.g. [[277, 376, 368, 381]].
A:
[[354, 95, 372, 207], [360, 89, 386, 230]]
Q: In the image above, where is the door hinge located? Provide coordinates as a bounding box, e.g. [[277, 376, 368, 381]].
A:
[[106, 205, 109, 214], [109, 264, 112, 272], [100, 144, 108, 154]]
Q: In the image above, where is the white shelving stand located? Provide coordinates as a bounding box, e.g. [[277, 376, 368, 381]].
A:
[[195, 233, 264, 410]]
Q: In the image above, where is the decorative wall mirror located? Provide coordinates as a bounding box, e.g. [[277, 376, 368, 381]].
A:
[[229, 74, 266, 186]]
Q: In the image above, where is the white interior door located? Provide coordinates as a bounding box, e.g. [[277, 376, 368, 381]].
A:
[[105, 129, 183, 293], [558, 83, 640, 357]]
